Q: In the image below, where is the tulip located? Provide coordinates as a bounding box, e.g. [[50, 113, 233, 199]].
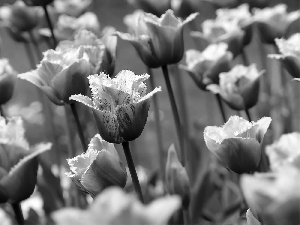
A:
[[52, 187, 181, 225], [53, 0, 92, 17], [0, 59, 17, 105], [0, 116, 51, 203], [166, 144, 190, 208], [252, 4, 300, 44], [207, 64, 263, 111], [204, 116, 272, 174], [66, 134, 127, 197], [180, 43, 232, 91], [266, 132, 300, 171], [191, 19, 245, 57], [127, 0, 171, 17], [70, 70, 161, 143], [269, 33, 300, 78], [241, 167, 300, 225], [0, 1, 39, 32], [117, 9, 198, 68], [18, 35, 95, 105], [22, 0, 53, 7]]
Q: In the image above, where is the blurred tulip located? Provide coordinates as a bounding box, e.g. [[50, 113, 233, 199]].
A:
[[191, 19, 245, 57], [180, 43, 232, 90], [0, 1, 39, 32], [127, 0, 171, 17], [0, 116, 52, 203], [66, 134, 127, 198], [53, 0, 92, 17], [70, 70, 161, 143], [266, 132, 300, 171], [204, 116, 272, 174], [252, 4, 300, 44], [0, 59, 17, 105], [40, 12, 100, 41], [18, 44, 91, 105], [269, 33, 300, 78], [52, 187, 181, 225], [166, 144, 190, 209], [123, 9, 144, 34], [241, 167, 300, 225], [22, 0, 53, 7], [207, 64, 263, 110], [117, 9, 198, 68]]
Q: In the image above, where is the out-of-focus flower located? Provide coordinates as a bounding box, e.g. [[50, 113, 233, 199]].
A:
[[52, 187, 181, 225], [269, 33, 300, 78], [22, 0, 53, 7], [241, 167, 300, 225], [191, 19, 245, 57], [127, 0, 171, 17], [215, 4, 253, 45], [0, 116, 52, 203], [70, 70, 161, 143], [266, 132, 300, 171], [180, 43, 232, 90], [18, 40, 92, 105], [166, 144, 190, 209], [117, 9, 198, 68], [252, 4, 300, 44], [40, 12, 100, 41], [53, 0, 92, 17], [204, 116, 272, 174], [123, 9, 144, 34], [0, 59, 17, 105], [0, 208, 12, 225], [66, 134, 127, 198], [0, 1, 39, 32], [207, 64, 263, 110]]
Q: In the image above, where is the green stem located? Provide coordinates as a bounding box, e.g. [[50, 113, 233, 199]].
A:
[[70, 103, 87, 152], [215, 94, 227, 123], [12, 203, 24, 225], [147, 67, 165, 181], [245, 109, 252, 121], [241, 48, 249, 66], [161, 65, 184, 164], [122, 141, 144, 203], [43, 5, 57, 48]]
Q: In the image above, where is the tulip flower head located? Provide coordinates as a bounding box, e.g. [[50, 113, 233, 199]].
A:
[[204, 116, 272, 174], [180, 43, 232, 90], [0, 59, 16, 105], [266, 132, 300, 171], [241, 167, 300, 225], [53, 0, 92, 17], [252, 4, 300, 43], [66, 134, 127, 197], [18, 44, 91, 105], [70, 70, 161, 143], [191, 19, 245, 57], [53, 187, 181, 225], [269, 33, 300, 78], [207, 64, 263, 110], [117, 9, 198, 68], [0, 116, 52, 203]]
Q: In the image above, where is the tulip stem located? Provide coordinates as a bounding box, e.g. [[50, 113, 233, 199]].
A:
[[43, 5, 57, 48], [70, 103, 87, 152], [161, 65, 184, 165], [12, 203, 24, 225], [241, 48, 249, 66], [122, 141, 144, 203], [245, 109, 252, 121], [215, 94, 227, 123], [147, 67, 165, 182]]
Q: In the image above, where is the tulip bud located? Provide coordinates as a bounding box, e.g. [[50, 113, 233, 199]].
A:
[[0, 59, 16, 105], [204, 116, 272, 174], [66, 134, 127, 197], [70, 70, 161, 144], [166, 144, 190, 209]]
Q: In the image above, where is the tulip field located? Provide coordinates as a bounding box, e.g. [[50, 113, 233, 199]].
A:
[[0, 0, 299, 224]]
